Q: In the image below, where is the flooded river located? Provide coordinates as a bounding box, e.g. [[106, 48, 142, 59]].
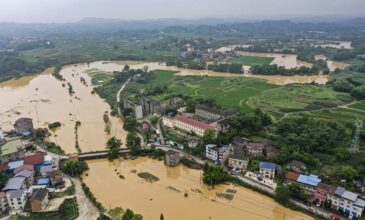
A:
[[82, 158, 313, 220]]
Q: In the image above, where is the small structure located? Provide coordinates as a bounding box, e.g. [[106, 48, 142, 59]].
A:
[[246, 143, 266, 157], [287, 160, 307, 174], [228, 147, 249, 171], [232, 136, 250, 148], [0, 139, 26, 164], [36, 178, 50, 186], [29, 188, 49, 212], [6, 190, 27, 212], [259, 161, 276, 179], [0, 192, 8, 215], [285, 171, 300, 184], [14, 170, 34, 187], [13, 118, 34, 135], [165, 150, 180, 167], [296, 174, 321, 194], [187, 137, 199, 149]]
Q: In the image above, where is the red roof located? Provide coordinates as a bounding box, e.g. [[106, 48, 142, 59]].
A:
[[175, 115, 213, 129], [286, 171, 300, 181], [0, 163, 8, 171], [24, 152, 45, 165], [14, 165, 34, 174]]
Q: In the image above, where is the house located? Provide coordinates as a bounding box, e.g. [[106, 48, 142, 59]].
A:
[[29, 188, 49, 212], [228, 147, 249, 171], [285, 171, 300, 184], [287, 160, 307, 174], [36, 178, 50, 186], [314, 183, 336, 204], [40, 165, 54, 177], [2, 177, 26, 192], [0, 139, 26, 164], [265, 145, 279, 160], [205, 144, 219, 162], [7, 160, 24, 174], [296, 174, 321, 194], [123, 99, 143, 119], [170, 97, 186, 109], [165, 150, 180, 167], [246, 143, 266, 157], [195, 104, 222, 120], [327, 187, 365, 218], [49, 170, 64, 188], [216, 119, 230, 132], [23, 152, 45, 171], [0, 192, 8, 215], [13, 118, 34, 135], [170, 115, 215, 137], [141, 96, 162, 115], [14, 170, 34, 187], [232, 136, 250, 148], [14, 165, 34, 174], [6, 190, 27, 212], [142, 122, 150, 132], [259, 161, 276, 179], [187, 137, 199, 149], [218, 146, 230, 164]]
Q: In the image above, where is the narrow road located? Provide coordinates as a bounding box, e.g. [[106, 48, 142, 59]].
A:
[[71, 177, 99, 220], [116, 78, 131, 117], [156, 117, 165, 146]]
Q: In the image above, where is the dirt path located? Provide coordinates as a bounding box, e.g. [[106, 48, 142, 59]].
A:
[[71, 177, 99, 220]]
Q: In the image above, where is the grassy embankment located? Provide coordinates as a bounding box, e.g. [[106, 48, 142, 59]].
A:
[[229, 55, 274, 66]]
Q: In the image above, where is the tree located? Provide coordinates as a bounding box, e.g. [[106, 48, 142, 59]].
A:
[[275, 185, 290, 205], [61, 160, 88, 177], [0, 172, 10, 189], [122, 209, 135, 220], [203, 129, 216, 144], [160, 213, 164, 220], [202, 165, 229, 186], [124, 116, 137, 132], [340, 165, 357, 181], [126, 133, 141, 151], [107, 137, 122, 160]]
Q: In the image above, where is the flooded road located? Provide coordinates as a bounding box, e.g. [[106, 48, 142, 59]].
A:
[[0, 63, 131, 153], [82, 157, 313, 220]]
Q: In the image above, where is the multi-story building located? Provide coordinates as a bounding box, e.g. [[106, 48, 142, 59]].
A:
[[0, 128, 5, 145], [195, 104, 222, 120], [327, 187, 365, 218], [286, 160, 307, 174], [164, 115, 215, 137], [14, 170, 34, 187], [165, 150, 180, 167], [296, 174, 321, 194], [0, 192, 8, 215], [218, 146, 230, 164], [205, 144, 219, 162], [29, 188, 49, 212], [6, 190, 27, 213], [187, 137, 199, 149], [13, 118, 33, 135], [246, 143, 266, 157], [0, 139, 26, 164], [259, 161, 276, 179], [228, 147, 249, 170], [315, 183, 336, 204], [141, 96, 162, 115], [2, 177, 27, 192], [123, 99, 143, 119]]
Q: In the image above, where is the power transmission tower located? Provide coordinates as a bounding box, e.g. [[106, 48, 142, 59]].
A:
[[350, 119, 362, 153]]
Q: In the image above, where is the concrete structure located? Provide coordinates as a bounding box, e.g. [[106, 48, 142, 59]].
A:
[[0, 139, 26, 164], [187, 137, 199, 149], [287, 160, 307, 174], [205, 144, 230, 164], [195, 104, 222, 120], [246, 143, 266, 157], [297, 174, 321, 194], [259, 162, 276, 179], [141, 96, 162, 115], [314, 183, 336, 204], [13, 118, 33, 135], [165, 150, 180, 167], [0, 128, 5, 146], [228, 147, 249, 170], [0, 192, 8, 215], [232, 136, 250, 148], [29, 188, 49, 212], [2, 177, 26, 192], [163, 115, 215, 137], [327, 187, 365, 218], [123, 99, 143, 119], [218, 146, 230, 164], [14, 170, 34, 187], [6, 190, 27, 213]]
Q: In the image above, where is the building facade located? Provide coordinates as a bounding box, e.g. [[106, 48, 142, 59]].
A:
[[29, 189, 49, 212], [123, 99, 143, 119], [195, 104, 222, 120], [164, 115, 215, 137], [259, 162, 276, 179], [6, 190, 27, 213], [327, 187, 365, 218], [246, 143, 266, 157]]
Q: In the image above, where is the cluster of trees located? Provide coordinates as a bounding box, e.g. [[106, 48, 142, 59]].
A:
[[0, 172, 10, 190], [126, 133, 141, 152], [207, 63, 243, 73], [123, 116, 137, 132], [107, 137, 122, 160], [61, 160, 89, 177], [48, 121, 62, 129], [202, 164, 230, 186], [275, 183, 308, 205], [251, 64, 324, 76], [330, 71, 365, 99]]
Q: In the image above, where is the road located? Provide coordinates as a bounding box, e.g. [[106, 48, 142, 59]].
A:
[[156, 117, 165, 146], [71, 177, 99, 220], [116, 78, 131, 117]]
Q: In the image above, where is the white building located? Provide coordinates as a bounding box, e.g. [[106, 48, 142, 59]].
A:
[[162, 115, 215, 137], [327, 187, 365, 218], [205, 144, 230, 164], [6, 190, 27, 213]]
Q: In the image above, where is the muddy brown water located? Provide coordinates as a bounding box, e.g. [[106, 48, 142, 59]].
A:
[[82, 157, 313, 220]]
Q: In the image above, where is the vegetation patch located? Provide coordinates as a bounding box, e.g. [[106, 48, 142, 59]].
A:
[[230, 55, 274, 66], [137, 172, 159, 183]]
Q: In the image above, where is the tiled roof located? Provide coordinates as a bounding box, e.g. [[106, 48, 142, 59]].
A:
[[24, 152, 45, 165], [14, 165, 34, 173], [317, 183, 336, 194], [259, 161, 277, 170], [14, 169, 33, 178], [3, 177, 25, 191], [175, 115, 213, 129], [297, 174, 321, 187], [0, 163, 8, 171], [30, 188, 48, 201], [6, 189, 25, 199], [286, 171, 300, 181]]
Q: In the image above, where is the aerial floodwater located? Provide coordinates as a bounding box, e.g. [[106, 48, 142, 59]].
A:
[[82, 157, 313, 220]]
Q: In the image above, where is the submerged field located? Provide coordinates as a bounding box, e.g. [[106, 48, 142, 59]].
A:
[[229, 55, 274, 66]]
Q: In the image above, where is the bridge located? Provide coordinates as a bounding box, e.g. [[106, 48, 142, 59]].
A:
[[53, 149, 131, 161]]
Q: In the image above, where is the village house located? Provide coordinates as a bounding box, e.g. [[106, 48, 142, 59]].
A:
[[232, 136, 250, 148], [259, 161, 276, 179], [13, 118, 34, 135], [286, 160, 307, 174], [327, 186, 365, 218], [228, 147, 249, 171], [0, 192, 8, 215], [195, 104, 222, 120], [14, 165, 34, 174], [246, 143, 266, 157], [29, 188, 49, 212], [123, 99, 143, 119], [14, 170, 34, 187], [285, 171, 300, 184], [141, 96, 162, 115], [49, 170, 64, 188], [314, 183, 336, 205], [216, 119, 230, 132], [187, 137, 199, 149], [23, 152, 45, 171], [2, 177, 27, 192], [165, 150, 180, 167], [205, 144, 219, 162], [296, 174, 321, 194], [6, 189, 27, 213], [0, 139, 26, 164]]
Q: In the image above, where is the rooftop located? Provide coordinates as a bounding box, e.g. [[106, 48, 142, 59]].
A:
[[335, 187, 358, 202], [37, 178, 50, 185], [218, 146, 229, 154], [30, 188, 48, 201], [297, 174, 321, 187], [195, 104, 221, 115], [288, 160, 306, 168], [286, 171, 300, 181], [8, 160, 24, 170], [14, 164, 34, 173], [14, 118, 32, 125], [259, 161, 277, 170], [3, 177, 26, 191], [40, 165, 53, 173], [247, 142, 266, 149], [14, 169, 33, 178], [0, 139, 24, 156], [317, 183, 336, 194], [24, 152, 45, 165], [175, 115, 213, 130], [166, 150, 179, 157], [6, 189, 25, 199], [354, 198, 365, 208]]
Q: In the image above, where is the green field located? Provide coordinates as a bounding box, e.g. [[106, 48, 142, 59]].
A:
[[125, 70, 278, 112], [87, 69, 113, 86], [248, 84, 353, 118], [229, 55, 274, 66], [305, 108, 365, 128], [348, 101, 365, 111]]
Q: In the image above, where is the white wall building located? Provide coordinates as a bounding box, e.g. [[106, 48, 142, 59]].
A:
[[6, 190, 27, 213], [327, 187, 365, 218]]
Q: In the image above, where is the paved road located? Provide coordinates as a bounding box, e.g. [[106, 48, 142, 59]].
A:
[[156, 117, 165, 146], [116, 78, 130, 117], [71, 177, 99, 220]]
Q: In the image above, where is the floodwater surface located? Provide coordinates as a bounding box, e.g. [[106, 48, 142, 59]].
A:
[[82, 157, 313, 220]]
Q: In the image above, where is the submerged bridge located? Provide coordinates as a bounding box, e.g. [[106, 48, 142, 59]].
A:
[[56, 149, 131, 161]]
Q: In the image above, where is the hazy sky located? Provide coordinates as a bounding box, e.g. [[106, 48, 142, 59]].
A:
[[0, 0, 364, 23]]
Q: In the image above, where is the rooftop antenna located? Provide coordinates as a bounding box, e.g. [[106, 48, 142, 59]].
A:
[[350, 119, 362, 153]]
